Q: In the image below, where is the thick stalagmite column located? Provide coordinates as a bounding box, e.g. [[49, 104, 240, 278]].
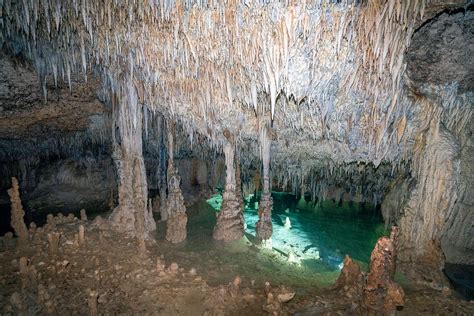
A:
[[165, 127, 188, 243], [109, 81, 156, 239], [213, 132, 244, 241], [256, 125, 273, 245]]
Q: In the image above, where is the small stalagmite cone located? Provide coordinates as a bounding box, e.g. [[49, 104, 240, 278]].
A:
[[88, 290, 98, 316], [80, 209, 88, 221], [156, 258, 165, 272], [47, 232, 61, 256], [19, 257, 28, 276], [19, 257, 29, 289], [233, 275, 241, 288], [46, 214, 56, 229], [78, 225, 86, 247]]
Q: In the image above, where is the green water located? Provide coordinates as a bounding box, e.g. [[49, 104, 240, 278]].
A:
[[155, 191, 386, 290]]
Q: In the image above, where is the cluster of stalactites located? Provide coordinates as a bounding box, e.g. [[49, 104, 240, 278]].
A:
[[0, 0, 429, 166], [273, 160, 407, 206]]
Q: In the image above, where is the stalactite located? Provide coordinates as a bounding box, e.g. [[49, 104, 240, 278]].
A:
[[213, 131, 244, 241]]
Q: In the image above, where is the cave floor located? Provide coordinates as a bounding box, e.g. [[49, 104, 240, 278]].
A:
[[0, 203, 473, 315]]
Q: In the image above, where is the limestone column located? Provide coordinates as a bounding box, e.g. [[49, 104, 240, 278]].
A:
[[256, 125, 273, 244], [109, 81, 156, 239], [165, 127, 187, 243], [213, 132, 244, 241]]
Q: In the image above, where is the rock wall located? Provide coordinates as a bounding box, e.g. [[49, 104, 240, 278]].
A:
[[441, 118, 474, 265], [384, 116, 473, 283], [382, 7, 474, 285], [396, 122, 459, 285], [26, 157, 116, 217]]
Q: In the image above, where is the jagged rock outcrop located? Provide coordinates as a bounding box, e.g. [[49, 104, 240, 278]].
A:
[[213, 140, 244, 241]]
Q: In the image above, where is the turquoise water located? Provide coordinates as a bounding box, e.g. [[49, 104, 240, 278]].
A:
[[154, 191, 386, 289], [208, 191, 386, 272]]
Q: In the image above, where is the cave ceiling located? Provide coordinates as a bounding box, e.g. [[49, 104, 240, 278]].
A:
[[0, 0, 472, 175]]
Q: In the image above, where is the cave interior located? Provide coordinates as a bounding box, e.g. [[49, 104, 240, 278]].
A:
[[0, 0, 473, 314]]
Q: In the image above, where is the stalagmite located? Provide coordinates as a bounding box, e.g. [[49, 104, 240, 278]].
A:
[[334, 255, 364, 298], [256, 123, 273, 245], [362, 226, 404, 314], [47, 232, 61, 256], [284, 217, 291, 229], [7, 177, 28, 248], [213, 130, 244, 241], [78, 225, 85, 247], [165, 128, 187, 244], [80, 209, 87, 221], [156, 257, 165, 272], [88, 290, 98, 316], [19, 257, 29, 288]]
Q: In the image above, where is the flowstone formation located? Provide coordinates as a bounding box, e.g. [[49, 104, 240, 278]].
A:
[[213, 134, 244, 241], [165, 131, 187, 244]]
